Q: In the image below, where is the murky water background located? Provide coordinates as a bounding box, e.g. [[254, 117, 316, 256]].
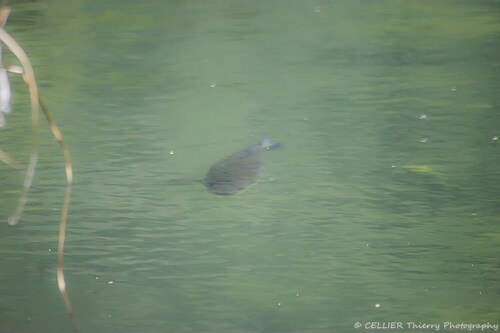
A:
[[0, 1, 499, 332]]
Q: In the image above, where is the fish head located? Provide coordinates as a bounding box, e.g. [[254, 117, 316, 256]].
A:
[[260, 137, 281, 150]]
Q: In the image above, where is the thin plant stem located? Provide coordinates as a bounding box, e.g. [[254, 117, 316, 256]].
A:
[[0, 26, 79, 333], [0, 146, 20, 169], [0, 27, 38, 226]]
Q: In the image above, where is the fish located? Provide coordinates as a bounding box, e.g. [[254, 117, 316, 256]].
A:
[[203, 138, 279, 195]]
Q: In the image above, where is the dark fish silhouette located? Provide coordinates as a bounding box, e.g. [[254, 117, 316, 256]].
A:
[[203, 138, 280, 195]]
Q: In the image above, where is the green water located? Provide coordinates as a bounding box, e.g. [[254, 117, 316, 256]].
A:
[[0, 1, 499, 332]]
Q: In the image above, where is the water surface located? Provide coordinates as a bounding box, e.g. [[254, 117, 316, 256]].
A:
[[0, 1, 499, 333]]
